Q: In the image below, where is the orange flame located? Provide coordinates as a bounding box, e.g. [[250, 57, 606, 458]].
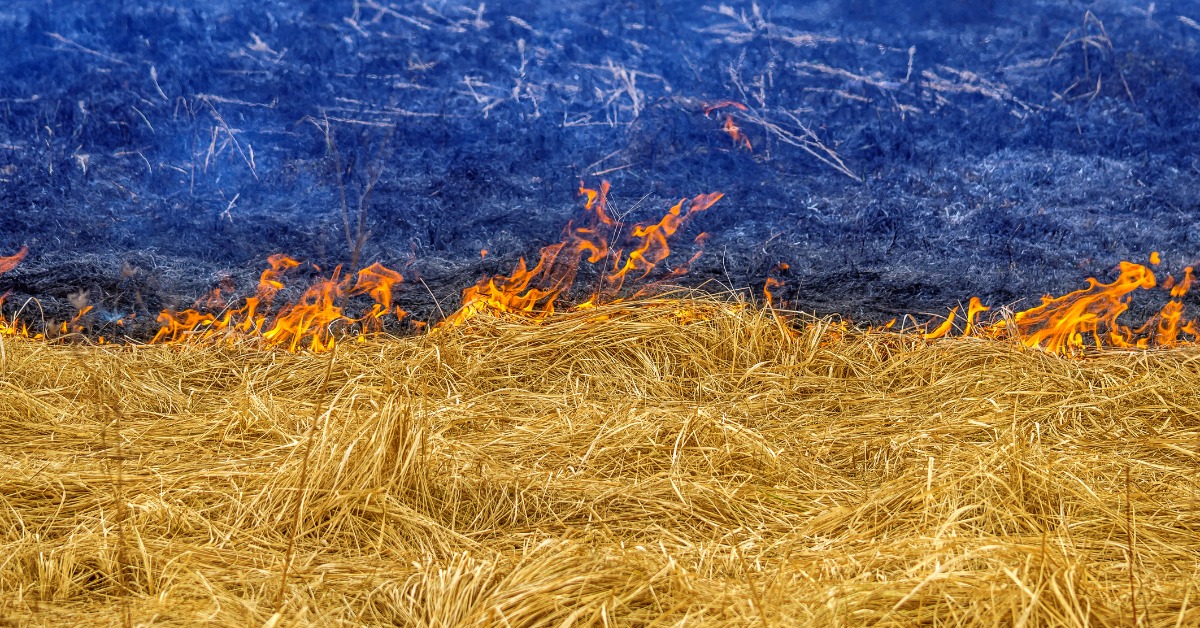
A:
[[700, 101, 752, 151], [763, 277, 784, 307], [1, 246, 32, 338], [922, 253, 1199, 354], [763, 263, 790, 307], [925, 297, 990, 339], [60, 305, 94, 336], [962, 297, 990, 337], [349, 262, 407, 329], [11, 199, 1200, 361], [152, 257, 404, 352], [701, 100, 748, 116], [447, 181, 722, 326], [723, 116, 752, 151], [1008, 261, 1155, 353], [605, 192, 724, 293], [1170, 266, 1194, 299], [0, 246, 28, 274], [923, 306, 958, 340]]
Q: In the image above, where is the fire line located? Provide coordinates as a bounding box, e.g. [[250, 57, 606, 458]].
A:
[[1, 216, 1197, 355]]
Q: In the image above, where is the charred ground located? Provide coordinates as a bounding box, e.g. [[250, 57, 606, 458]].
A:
[[2, 0, 1199, 336]]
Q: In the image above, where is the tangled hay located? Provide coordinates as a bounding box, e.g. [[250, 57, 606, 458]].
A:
[[0, 297, 1197, 626]]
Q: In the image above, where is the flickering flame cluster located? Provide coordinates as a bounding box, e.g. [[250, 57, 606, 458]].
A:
[[1, 181, 722, 350], [2, 184, 1198, 356], [152, 257, 405, 352], [916, 254, 1197, 354], [447, 181, 723, 326]]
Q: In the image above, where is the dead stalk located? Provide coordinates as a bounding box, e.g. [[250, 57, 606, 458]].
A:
[[70, 352, 133, 628], [104, 402, 132, 628], [274, 344, 339, 613], [310, 112, 398, 273], [1125, 464, 1139, 627]]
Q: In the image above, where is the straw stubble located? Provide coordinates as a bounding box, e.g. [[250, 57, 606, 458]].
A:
[[0, 298, 1197, 625]]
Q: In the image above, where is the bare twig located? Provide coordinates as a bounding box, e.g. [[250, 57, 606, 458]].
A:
[[419, 277, 448, 322], [738, 107, 861, 181], [308, 113, 394, 272], [45, 32, 128, 66], [199, 97, 259, 180]]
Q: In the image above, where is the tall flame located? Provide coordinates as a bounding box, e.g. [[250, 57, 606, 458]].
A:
[[603, 192, 724, 294], [1009, 261, 1156, 353], [447, 181, 722, 326]]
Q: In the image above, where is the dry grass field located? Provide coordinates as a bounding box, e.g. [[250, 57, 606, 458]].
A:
[[1, 298, 1198, 626]]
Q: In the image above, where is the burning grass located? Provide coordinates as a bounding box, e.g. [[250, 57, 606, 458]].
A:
[[1, 297, 1197, 626]]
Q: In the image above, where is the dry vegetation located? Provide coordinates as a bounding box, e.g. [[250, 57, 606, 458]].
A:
[[0, 297, 1198, 626]]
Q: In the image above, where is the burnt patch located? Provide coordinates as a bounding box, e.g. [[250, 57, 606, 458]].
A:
[[1, 0, 1199, 339]]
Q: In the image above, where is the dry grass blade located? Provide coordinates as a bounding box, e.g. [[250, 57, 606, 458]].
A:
[[274, 344, 339, 613], [0, 297, 1196, 625]]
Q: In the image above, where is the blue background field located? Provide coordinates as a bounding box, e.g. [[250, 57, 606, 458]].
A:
[[1, 0, 1198, 332]]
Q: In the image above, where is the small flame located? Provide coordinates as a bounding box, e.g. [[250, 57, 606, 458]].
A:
[[723, 116, 752, 151], [962, 297, 990, 337], [923, 306, 958, 340], [1170, 266, 1194, 299], [60, 305, 94, 336], [922, 298, 990, 340], [763, 278, 784, 307], [763, 263, 790, 307], [1, 246, 31, 338], [349, 262, 407, 329], [700, 101, 752, 151]]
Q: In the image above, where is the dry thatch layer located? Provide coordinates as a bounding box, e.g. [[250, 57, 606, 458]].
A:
[[0, 298, 1197, 626]]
